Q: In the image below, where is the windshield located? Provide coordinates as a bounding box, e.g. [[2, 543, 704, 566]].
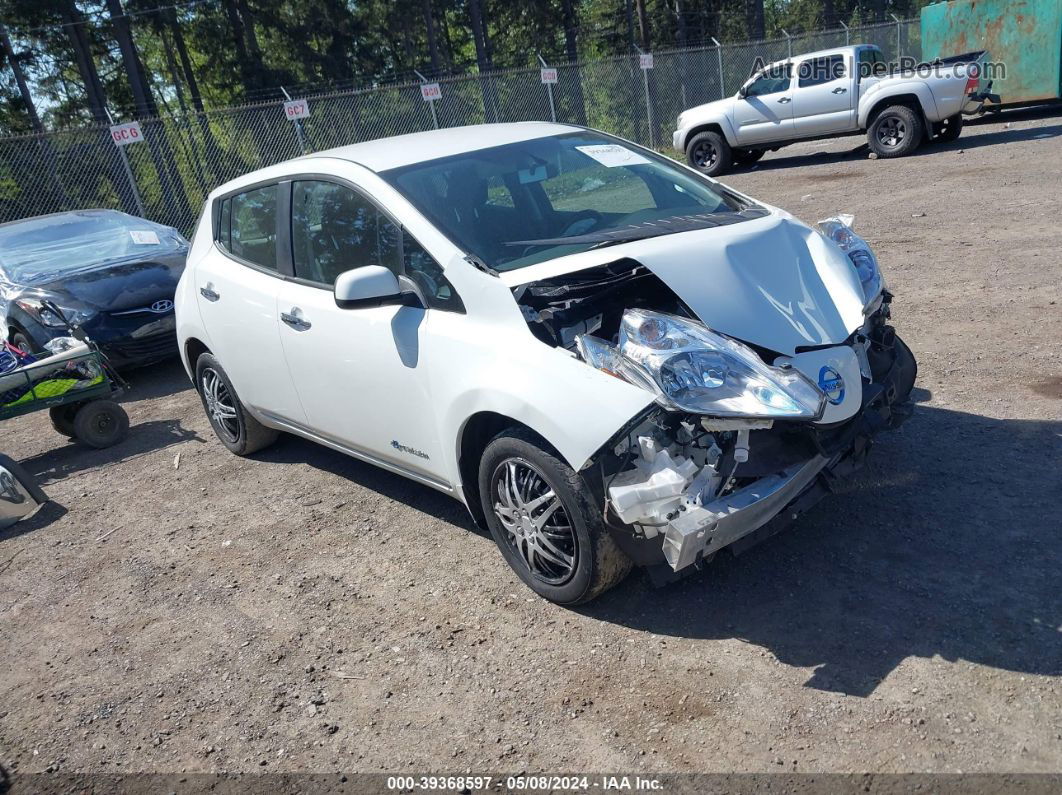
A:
[[0, 211, 184, 286], [381, 131, 760, 272]]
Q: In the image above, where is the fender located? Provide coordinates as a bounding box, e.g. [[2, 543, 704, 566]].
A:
[[676, 109, 740, 150], [440, 345, 654, 496], [858, 80, 941, 128]]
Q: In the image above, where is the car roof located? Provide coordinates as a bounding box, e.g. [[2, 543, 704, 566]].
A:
[[0, 208, 134, 232], [302, 121, 584, 173]]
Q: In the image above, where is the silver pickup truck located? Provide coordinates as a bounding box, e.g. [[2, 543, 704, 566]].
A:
[[673, 44, 994, 175]]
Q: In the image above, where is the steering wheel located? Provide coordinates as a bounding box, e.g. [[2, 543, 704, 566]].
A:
[[559, 209, 605, 238]]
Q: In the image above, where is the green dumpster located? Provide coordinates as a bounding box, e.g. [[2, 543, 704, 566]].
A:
[[921, 0, 1062, 104]]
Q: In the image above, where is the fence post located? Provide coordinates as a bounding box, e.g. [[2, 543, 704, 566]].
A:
[[891, 14, 902, 58], [106, 111, 146, 218], [634, 46, 654, 149], [537, 55, 557, 123], [415, 71, 440, 129], [711, 37, 725, 99], [839, 21, 849, 46], [280, 87, 308, 154], [782, 29, 793, 59]]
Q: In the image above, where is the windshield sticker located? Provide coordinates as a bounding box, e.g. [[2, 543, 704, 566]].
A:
[[575, 144, 651, 168], [129, 230, 160, 245]]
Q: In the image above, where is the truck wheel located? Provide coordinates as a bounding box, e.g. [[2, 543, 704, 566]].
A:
[[478, 427, 632, 605], [935, 113, 963, 142], [686, 131, 732, 176], [73, 400, 129, 449], [733, 148, 765, 166], [868, 105, 924, 158], [195, 353, 278, 456]]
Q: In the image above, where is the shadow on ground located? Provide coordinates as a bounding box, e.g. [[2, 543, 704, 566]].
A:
[[581, 403, 1062, 697], [16, 419, 202, 485], [117, 358, 193, 402], [257, 434, 479, 534]]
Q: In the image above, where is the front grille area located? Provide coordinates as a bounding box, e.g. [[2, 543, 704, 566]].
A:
[[103, 332, 178, 362]]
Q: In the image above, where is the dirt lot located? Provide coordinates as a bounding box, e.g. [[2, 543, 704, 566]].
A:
[[2, 107, 1061, 781]]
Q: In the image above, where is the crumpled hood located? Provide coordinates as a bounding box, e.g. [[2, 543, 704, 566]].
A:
[[505, 212, 868, 356]]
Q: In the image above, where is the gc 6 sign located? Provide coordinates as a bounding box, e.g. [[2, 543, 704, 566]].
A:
[[109, 121, 144, 146]]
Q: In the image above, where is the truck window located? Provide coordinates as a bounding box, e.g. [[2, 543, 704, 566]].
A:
[[745, 65, 792, 97], [798, 54, 845, 87], [858, 48, 888, 79]]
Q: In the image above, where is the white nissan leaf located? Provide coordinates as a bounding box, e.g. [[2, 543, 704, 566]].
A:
[[176, 122, 916, 604]]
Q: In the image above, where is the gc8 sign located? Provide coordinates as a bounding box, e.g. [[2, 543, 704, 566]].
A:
[[420, 82, 442, 102], [109, 121, 144, 146], [540, 68, 558, 84]]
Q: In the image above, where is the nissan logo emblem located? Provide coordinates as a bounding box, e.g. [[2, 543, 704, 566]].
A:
[[151, 299, 174, 313]]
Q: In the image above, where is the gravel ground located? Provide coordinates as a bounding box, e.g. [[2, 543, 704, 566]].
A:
[[1, 107, 1060, 780]]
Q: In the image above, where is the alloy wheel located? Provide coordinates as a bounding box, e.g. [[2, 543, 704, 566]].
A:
[[692, 141, 717, 169], [201, 367, 240, 443], [491, 457, 578, 585], [877, 117, 906, 149]]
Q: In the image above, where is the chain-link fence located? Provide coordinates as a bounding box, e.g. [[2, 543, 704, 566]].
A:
[[0, 19, 920, 236]]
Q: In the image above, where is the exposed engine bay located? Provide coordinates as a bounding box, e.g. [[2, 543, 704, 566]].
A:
[[513, 251, 916, 580]]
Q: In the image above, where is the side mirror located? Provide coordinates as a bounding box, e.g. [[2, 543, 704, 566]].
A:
[[738, 85, 748, 98], [334, 266, 419, 310]]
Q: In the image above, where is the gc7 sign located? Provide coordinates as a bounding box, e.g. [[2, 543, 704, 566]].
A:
[[283, 99, 310, 120], [420, 82, 442, 102]]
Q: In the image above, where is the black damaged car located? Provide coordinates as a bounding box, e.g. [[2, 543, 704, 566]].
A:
[[0, 209, 188, 368]]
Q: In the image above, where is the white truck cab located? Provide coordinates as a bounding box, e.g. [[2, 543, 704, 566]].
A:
[[674, 44, 991, 175]]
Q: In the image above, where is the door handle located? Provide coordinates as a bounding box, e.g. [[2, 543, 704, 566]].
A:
[[280, 310, 311, 331], [200, 285, 220, 302], [832, 87, 848, 94], [777, 96, 791, 103]]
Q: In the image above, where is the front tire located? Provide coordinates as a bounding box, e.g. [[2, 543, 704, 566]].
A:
[[10, 329, 39, 355], [686, 130, 732, 177], [478, 428, 632, 605], [867, 105, 924, 158], [194, 353, 278, 456]]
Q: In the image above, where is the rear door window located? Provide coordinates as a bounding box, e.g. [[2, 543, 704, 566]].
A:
[[228, 186, 278, 270]]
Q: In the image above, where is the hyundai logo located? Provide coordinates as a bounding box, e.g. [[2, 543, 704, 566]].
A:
[[818, 365, 845, 405], [150, 299, 174, 313]]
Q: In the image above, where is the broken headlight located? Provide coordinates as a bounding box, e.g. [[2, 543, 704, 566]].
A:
[[816, 214, 883, 306], [584, 310, 826, 420]]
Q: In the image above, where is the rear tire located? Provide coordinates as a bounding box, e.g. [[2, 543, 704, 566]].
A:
[[935, 113, 963, 142], [686, 130, 732, 177], [49, 404, 80, 438], [478, 427, 632, 605], [73, 400, 129, 449], [867, 105, 924, 158], [194, 353, 278, 456], [733, 148, 765, 166]]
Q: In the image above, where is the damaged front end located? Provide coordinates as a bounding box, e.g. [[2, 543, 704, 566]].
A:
[[514, 240, 916, 582]]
